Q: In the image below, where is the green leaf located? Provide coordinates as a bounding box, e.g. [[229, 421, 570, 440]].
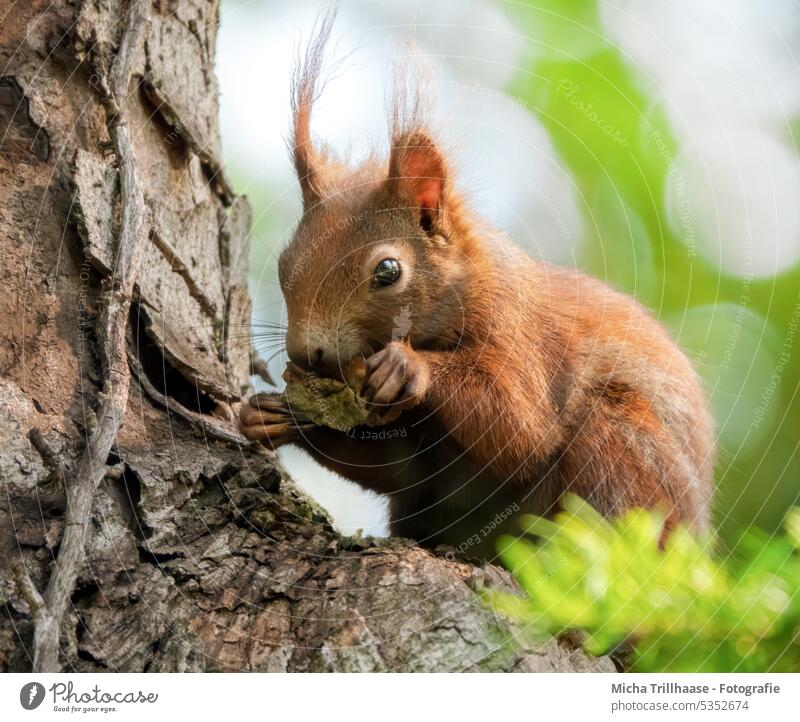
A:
[[490, 500, 800, 672]]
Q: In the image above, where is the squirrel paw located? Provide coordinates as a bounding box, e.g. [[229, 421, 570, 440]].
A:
[[239, 393, 306, 448], [363, 340, 430, 419]]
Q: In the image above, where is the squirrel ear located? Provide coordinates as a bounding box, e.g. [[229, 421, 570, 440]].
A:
[[292, 100, 324, 210], [388, 131, 446, 230], [291, 12, 334, 209]]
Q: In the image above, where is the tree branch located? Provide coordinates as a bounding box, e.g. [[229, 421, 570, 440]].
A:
[[30, 0, 151, 672], [27, 428, 67, 488], [12, 561, 46, 622]]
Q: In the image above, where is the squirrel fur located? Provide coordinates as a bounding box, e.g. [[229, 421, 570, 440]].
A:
[[239, 16, 715, 558]]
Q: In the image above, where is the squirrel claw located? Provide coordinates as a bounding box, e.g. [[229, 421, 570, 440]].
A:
[[363, 341, 430, 417], [240, 421, 299, 449], [239, 393, 306, 449]]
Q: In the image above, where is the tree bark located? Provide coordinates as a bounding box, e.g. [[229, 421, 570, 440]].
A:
[[0, 0, 612, 672]]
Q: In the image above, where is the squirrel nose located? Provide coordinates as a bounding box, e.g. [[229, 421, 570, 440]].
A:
[[309, 347, 324, 368], [286, 340, 327, 373]]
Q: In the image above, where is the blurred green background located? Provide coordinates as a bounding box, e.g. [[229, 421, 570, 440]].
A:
[[217, 0, 800, 543]]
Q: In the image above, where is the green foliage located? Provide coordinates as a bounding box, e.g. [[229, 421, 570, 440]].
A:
[[489, 495, 800, 672], [508, 0, 800, 544]]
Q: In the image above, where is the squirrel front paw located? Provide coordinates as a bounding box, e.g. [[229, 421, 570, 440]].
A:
[[363, 340, 430, 420], [239, 393, 307, 448]]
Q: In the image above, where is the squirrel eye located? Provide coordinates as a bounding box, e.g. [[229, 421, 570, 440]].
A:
[[372, 258, 401, 288]]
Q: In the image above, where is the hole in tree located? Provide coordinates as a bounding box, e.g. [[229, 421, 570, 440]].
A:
[[129, 304, 218, 415]]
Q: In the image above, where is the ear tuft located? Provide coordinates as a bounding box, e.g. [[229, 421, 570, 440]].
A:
[[388, 132, 447, 220], [291, 11, 335, 209]]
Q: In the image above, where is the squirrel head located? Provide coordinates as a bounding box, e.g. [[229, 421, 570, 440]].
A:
[[278, 16, 478, 375]]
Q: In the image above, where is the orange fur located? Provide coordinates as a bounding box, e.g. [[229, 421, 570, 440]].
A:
[[240, 21, 715, 556]]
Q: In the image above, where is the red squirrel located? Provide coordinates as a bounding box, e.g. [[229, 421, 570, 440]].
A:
[[239, 18, 714, 557]]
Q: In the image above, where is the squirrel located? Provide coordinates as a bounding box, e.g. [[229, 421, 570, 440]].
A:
[[239, 17, 714, 558]]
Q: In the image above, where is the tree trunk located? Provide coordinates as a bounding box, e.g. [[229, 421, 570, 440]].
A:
[[0, 0, 612, 673]]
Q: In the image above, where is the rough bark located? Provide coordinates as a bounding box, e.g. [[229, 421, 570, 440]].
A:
[[0, 0, 613, 672]]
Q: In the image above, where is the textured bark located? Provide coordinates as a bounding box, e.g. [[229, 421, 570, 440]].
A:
[[0, 0, 613, 672]]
